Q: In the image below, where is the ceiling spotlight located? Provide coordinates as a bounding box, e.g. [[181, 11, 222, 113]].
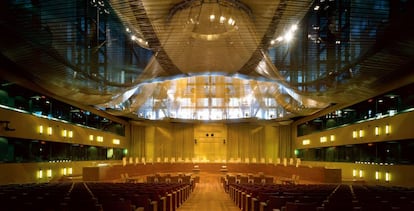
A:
[[131, 35, 137, 41], [228, 18, 235, 26], [284, 32, 294, 42], [219, 16, 226, 24], [290, 24, 298, 32], [209, 14, 215, 22]]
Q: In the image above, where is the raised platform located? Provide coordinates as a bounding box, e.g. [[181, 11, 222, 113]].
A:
[[83, 163, 341, 183]]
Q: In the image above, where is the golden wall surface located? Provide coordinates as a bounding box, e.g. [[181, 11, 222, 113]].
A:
[[131, 122, 292, 163], [0, 108, 128, 148]]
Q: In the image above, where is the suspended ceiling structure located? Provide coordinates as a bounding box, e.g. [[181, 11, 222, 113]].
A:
[[1, 0, 413, 123]]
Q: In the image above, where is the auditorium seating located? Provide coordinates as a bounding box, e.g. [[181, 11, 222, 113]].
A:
[[0, 181, 193, 211], [226, 183, 414, 211]]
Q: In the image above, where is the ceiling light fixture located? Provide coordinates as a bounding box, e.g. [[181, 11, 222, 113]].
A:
[[168, 0, 252, 41], [270, 24, 299, 45]]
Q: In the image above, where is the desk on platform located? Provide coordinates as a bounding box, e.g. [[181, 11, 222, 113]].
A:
[[82, 163, 341, 183]]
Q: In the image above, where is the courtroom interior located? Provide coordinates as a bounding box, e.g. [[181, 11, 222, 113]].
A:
[[1, 0, 414, 210]]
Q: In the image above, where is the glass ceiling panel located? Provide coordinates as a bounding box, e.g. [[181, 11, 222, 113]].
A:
[[99, 74, 329, 121]]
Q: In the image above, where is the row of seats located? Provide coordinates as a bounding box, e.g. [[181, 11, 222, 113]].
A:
[[87, 182, 192, 211], [227, 183, 414, 211], [229, 183, 336, 211], [222, 173, 290, 192], [0, 181, 193, 211]]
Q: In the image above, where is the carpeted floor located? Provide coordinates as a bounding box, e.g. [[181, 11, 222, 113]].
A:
[[177, 173, 240, 211]]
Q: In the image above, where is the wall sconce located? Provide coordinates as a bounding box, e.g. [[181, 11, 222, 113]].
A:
[[97, 136, 103, 142], [352, 130, 357, 139], [359, 129, 364, 138], [302, 139, 310, 145], [113, 139, 120, 145], [359, 170, 363, 178], [68, 130, 73, 138], [37, 169, 43, 179], [68, 167, 73, 175], [385, 124, 391, 135], [330, 135, 335, 142], [62, 129, 67, 137], [39, 125, 44, 134], [385, 171, 390, 182], [352, 169, 357, 177], [47, 126, 53, 135], [62, 168, 67, 176], [375, 171, 380, 180], [375, 126, 380, 136], [47, 169, 52, 178], [89, 135, 94, 141], [320, 136, 327, 143]]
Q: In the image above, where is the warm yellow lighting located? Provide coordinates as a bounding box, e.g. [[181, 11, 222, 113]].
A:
[[47, 126, 53, 135], [122, 157, 127, 166], [375, 126, 380, 136], [302, 139, 310, 145], [359, 170, 363, 178], [359, 129, 364, 138], [113, 139, 120, 145], [228, 17, 235, 25], [68, 130, 73, 138], [68, 167, 73, 175], [330, 135, 335, 141], [219, 16, 226, 24], [385, 124, 391, 134], [209, 14, 215, 22], [38, 169, 43, 179], [62, 168, 67, 176], [385, 171, 391, 182], [375, 171, 380, 180], [352, 169, 357, 177], [39, 125, 44, 134], [320, 136, 327, 143], [62, 129, 67, 137], [352, 130, 357, 138], [47, 169, 52, 178], [97, 136, 103, 142], [89, 135, 94, 141]]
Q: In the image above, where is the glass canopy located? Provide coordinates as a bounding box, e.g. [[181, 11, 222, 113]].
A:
[[98, 74, 327, 121]]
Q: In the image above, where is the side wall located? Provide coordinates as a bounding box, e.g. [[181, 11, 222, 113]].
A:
[[292, 111, 414, 187], [0, 160, 120, 184], [0, 107, 128, 148]]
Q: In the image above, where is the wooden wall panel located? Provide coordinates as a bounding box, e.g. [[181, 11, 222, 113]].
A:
[[134, 122, 292, 164]]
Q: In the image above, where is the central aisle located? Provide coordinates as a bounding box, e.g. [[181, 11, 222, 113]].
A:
[[177, 173, 240, 211]]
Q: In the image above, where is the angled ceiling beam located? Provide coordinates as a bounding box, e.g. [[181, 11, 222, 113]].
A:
[[238, 0, 288, 75], [128, 0, 184, 76]]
